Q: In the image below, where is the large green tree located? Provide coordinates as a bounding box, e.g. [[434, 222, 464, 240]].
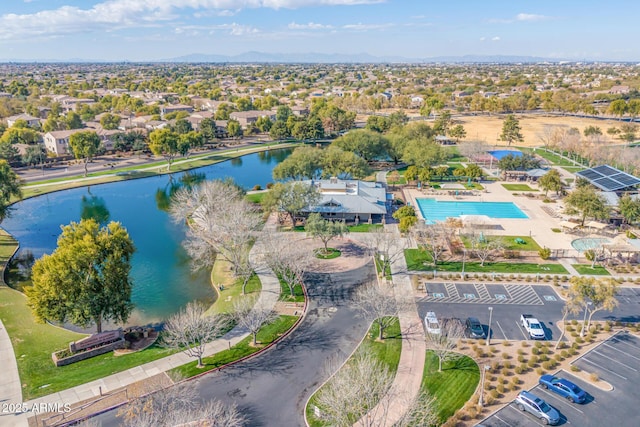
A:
[[148, 128, 179, 171], [26, 219, 135, 333], [0, 160, 22, 223], [401, 139, 447, 168], [69, 130, 101, 177], [564, 186, 609, 226], [263, 181, 321, 225], [499, 114, 524, 146], [272, 146, 324, 180], [538, 169, 563, 196], [305, 213, 348, 254], [332, 129, 388, 161], [618, 195, 640, 225]]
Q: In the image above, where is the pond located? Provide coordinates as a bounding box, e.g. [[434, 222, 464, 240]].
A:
[[2, 148, 292, 329]]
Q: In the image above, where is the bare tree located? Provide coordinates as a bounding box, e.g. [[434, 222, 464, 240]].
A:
[[170, 180, 262, 275], [235, 252, 256, 295], [314, 351, 394, 427], [352, 283, 398, 340], [363, 228, 407, 277], [411, 222, 450, 267], [426, 318, 465, 372], [119, 380, 245, 427], [233, 298, 277, 346], [161, 302, 230, 368], [457, 140, 490, 161], [469, 233, 504, 267], [262, 232, 313, 297], [394, 390, 438, 427]]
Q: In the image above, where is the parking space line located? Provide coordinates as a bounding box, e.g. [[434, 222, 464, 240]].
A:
[[602, 342, 640, 362], [580, 357, 628, 380], [491, 414, 514, 426], [495, 320, 507, 340], [515, 320, 529, 340], [592, 350, 638, 371], [609, 336, 640, 352]]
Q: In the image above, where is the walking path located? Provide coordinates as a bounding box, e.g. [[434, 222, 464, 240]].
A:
[[356, 225, 426, 427], [0, 215, 282, 427]]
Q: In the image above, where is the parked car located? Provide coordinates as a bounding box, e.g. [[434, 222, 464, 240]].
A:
[[424, 311, 440, 335], [514, 391, 560, 425], [465, 317, 485, 339], [539, 375, 587, 403], [521, 314, 546, 340]]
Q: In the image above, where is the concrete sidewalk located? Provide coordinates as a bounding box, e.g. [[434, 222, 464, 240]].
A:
[[357, 225, 426, 427], [0, 216, 282, 427]]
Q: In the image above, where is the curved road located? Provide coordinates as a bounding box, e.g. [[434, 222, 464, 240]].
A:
[[95, 263, 376, 427]]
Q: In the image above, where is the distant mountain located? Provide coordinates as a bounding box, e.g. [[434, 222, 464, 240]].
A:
[[162, 51, 568, 64]]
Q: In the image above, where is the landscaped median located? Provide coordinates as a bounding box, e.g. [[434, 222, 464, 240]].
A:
[[404, 249, 569, 275]]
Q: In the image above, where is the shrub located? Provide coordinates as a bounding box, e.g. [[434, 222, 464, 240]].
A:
[[515, 365, 526, 374], [503, 360, 513, 369], [266, 182, 274, 189], [503, 340, 511, 347], [590, 372, 599, 382], [501, 367, 511, 377], [502, 352, 511, 360], [539, 247, 551, 260], [536, 367, 545, 375], [490, 389, 500, 399], [531, 347, 540, 355], [560, 350, 569, 358], [252, 184, 262, 191], [518, 354, 526, 363], [491, 361, 500, 372], [496, 383, 505, 394], [527, 359, 537, 368], [542, 361, 555, 370]]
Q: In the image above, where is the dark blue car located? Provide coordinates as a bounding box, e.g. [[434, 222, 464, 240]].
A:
[[539, 375, 587, 403]]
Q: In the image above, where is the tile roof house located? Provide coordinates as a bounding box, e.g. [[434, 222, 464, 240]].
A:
[[43, 129, 83, 155], [301, 179, 389, 223], [229, 110, 276, 129], [6, 113, 41, 127]]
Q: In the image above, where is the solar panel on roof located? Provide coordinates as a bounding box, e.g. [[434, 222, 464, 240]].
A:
[[611, 174, 640, 186], [577, 169, 604, 180], [592, 165, 619, 176], [593, 177, 623, 191]]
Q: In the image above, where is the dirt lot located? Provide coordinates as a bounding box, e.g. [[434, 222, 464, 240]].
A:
[[454, 114, 624, 147]]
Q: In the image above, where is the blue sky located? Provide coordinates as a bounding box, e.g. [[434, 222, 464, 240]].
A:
[[1, 0, 639, 61]]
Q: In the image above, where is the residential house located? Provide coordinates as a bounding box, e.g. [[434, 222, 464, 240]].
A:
[[6, 113, 41, 127], [160, 104, 194, 119], [229, 110, 276, 129], [43, 129, 82, 155]]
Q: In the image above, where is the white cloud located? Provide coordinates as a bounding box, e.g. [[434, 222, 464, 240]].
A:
[[174, 23, 260, 36], [0, 0, 382, 40], [288, 22, 333, 30], [342, 22, 393, 31], [516, 13, 550, 22], [492, 36, 500, 41], [479, 37, 486, 41]]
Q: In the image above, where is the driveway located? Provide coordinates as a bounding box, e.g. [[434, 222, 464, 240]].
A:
[[478, 331, 640, 427], [94, 263, 375, 427]]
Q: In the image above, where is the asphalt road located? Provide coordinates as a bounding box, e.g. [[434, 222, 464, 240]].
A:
[[94, 263, 376, 427], [479, 332, 640, 427]]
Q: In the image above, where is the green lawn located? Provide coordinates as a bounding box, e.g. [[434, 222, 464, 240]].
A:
[[207, 257, 261, 315], [347, 223, 383, 232], [521, 148, 576, 167], [501, 183, 537, 192], [562, 166, 586, 173], [421, 351, 479, 423], [375, 258, 392, 280], [306, 318, 402, 427], [572, 264, 611, 276], [279, 280, 305, 303], [315, 248, 341, 259], [404, 249, 568, 274], [172, 315, 298, 379], [245, 192, 267, 204], [460, 235, 542, 252]]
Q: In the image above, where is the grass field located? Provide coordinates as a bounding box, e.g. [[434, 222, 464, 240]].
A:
[[460, 235, 542, 252], [501, 183, 537, 192], [572, 264, 611, 276], [421, 351, 479, 423], [306, 318, 402, 427], [245, 191, 267, 204], [404, 249, 568, 274], [207, 257, 261, 315], [172, 315, 298, 379]]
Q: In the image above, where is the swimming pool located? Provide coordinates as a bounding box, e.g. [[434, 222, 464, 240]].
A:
[[571, 238, 611, 252], [416, 198, 528, 223]]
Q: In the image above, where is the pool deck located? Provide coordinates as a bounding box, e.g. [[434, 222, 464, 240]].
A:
[[404, 180, 592, 255]]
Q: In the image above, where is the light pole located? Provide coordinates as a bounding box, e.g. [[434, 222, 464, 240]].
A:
[[580, 301, 592, 337], [486, 307, 493, 346], [479, 364, 490, 407], [461, 249, 466, 280]]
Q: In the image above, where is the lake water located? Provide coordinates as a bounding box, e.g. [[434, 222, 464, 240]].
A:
[[2, 148, 292, 327]]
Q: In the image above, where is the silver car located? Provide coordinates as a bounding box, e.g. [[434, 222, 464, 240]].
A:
[[514, 391, 560, 425]]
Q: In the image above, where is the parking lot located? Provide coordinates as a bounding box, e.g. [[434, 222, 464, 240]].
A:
[[478, 332, 640, 426], [416, 283, 564, 341]]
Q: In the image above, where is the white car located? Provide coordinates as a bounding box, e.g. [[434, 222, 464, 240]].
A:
[[424, 311, 441, 335]]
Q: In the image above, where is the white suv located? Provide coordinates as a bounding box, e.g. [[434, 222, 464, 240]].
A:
[[424, 311, 441, 335]]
